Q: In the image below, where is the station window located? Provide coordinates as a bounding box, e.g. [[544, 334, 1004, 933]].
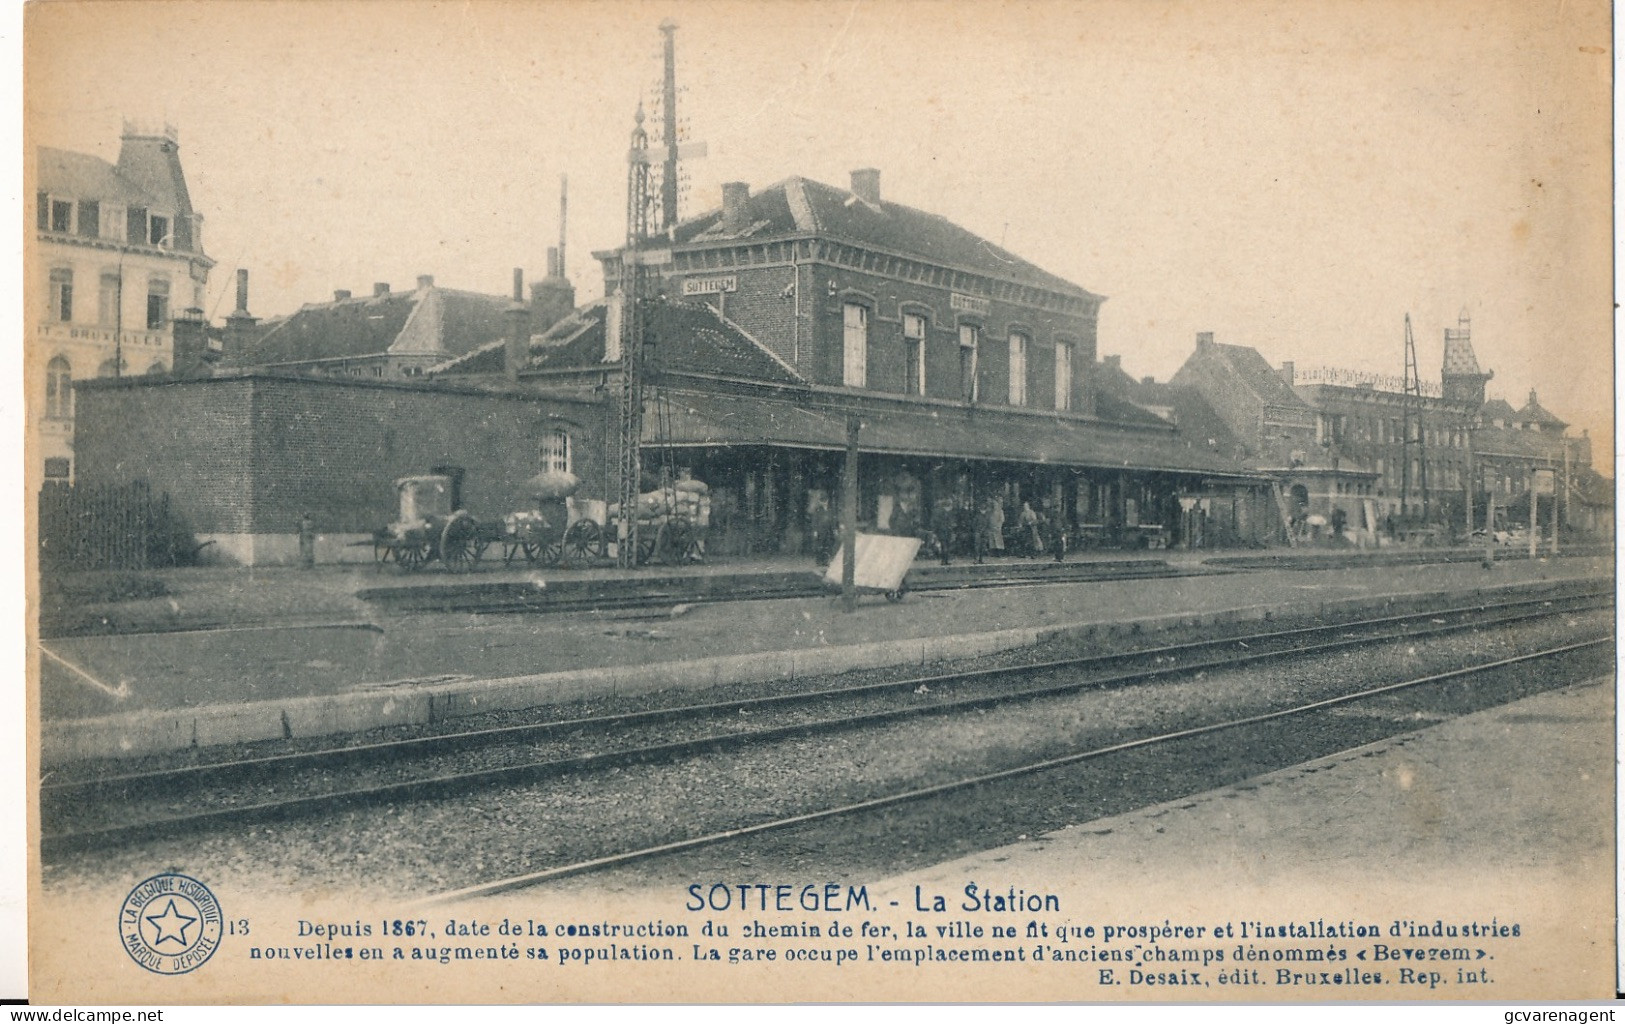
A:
[[1008, 333, 1028, 406], [542, 430, 572, 475], [1054, 342, 1072, 411], [958, 324, 979, 402], [842, 303, 868, 388], [902, 313, 926, 396]]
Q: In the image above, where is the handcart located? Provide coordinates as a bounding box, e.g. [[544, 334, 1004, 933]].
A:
[[822, 532, 921, 602]]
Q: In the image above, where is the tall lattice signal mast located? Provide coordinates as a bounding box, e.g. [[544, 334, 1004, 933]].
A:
[[1400, 313, 1429, 521], [615, 105, 654, 568], [615, 21, 706, 568]]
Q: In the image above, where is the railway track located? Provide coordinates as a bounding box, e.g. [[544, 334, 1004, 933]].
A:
[[424, 635, 1612, 904], [40, 585, 1611, 859], [352, 558, 1211, 616]]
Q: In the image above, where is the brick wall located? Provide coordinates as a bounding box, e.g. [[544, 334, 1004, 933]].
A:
[[75, 375, 607, 538], [74, 377, 256, 533], [668, 244, 1100, 414]]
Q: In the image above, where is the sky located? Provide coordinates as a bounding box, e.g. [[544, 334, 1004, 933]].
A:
[[22, 0, 1615, 462]]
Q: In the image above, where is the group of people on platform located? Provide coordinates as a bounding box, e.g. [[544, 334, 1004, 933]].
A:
[[809, 494, 1068, 566]]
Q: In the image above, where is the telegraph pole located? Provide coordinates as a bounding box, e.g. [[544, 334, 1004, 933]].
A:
[[659, 19, 681, 233], [1400, 314, 1428, 523]]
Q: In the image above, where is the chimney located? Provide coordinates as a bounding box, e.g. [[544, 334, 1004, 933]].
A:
[[1141, 376, 1155, 386], [1279, 360, 1295, 387], [170, 307, 211, 378], [333, 289, 352, 302], [545, 246, 560, 279], [850, 168, 880, 204], [224, 269, 259, 362], [505, 268, 530, 382], [417, 274, 435, 291], [720, 182, 750, 232], [1104, 354, 1121, 370], [1196, 331, 1214, 349], [1529, 389, 1538, 405], [373, 282, 390, 297]]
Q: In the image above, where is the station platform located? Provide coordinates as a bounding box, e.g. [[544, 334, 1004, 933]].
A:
[[37, 548, 1613, 763], [871, 678, 1615, 999]]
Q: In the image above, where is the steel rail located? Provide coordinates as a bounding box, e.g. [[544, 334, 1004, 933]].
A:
[[419, 636, 1613, 905], [40, 593, 1609, 857], [43, 586, 1608, 798]]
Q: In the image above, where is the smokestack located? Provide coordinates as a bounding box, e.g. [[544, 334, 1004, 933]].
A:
[[506, 268, 530, 383], [850, 168, 880, 204], [558, 174, 568, 282], [721, 182, 750, 232], [234, 268, 250, 314], [546, 247, 560, 279], [225, 269, 260, 361]]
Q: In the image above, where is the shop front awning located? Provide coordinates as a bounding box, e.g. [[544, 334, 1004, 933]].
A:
[[645, 390, 1269, 480]]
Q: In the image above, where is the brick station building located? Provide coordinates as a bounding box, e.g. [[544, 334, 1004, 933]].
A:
[[71, 169, 1281, 564]]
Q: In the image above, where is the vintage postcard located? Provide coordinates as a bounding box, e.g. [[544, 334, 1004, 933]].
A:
[[23, 0, 1615, 1005]]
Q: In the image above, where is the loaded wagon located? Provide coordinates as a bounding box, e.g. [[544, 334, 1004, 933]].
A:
[[372, 468, 603, 572]]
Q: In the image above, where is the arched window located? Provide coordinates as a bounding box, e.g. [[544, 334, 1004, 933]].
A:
[[541, 430, 572, 475], [45, 356, 72, 419]]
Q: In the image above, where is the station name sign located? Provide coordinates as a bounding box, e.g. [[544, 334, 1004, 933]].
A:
[[682, 275, 738, 296], [950, 292, 989, 315]]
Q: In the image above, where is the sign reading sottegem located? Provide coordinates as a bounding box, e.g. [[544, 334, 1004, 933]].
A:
[[682, 275, 738, 296]]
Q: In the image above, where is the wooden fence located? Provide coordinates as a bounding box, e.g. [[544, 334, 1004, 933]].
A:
[[39, 480, 189, 571]]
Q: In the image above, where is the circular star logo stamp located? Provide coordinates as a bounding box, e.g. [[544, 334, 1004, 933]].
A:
[[118, 873, 223, 975]]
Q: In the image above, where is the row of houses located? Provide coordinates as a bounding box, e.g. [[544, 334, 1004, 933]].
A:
[[34, 127, 1608, 566]]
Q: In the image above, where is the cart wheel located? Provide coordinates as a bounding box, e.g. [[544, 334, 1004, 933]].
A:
[[564, 521, 601, 564], [657, 520, 694, 566], [523, 539, 564, 566], [440, 514, 477, 573], [397, 543, 428, 571], [635, 527, 658, 567], [501, 541, 520, 567]]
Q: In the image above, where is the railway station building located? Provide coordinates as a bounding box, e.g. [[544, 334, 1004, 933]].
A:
[[440, 171, 1282, 558]]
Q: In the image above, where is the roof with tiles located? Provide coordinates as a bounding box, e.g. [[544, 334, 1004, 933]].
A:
[[1514, 390, 1567, 428], [229, 285, 514, 367], [435, 299, 806, 385], [37, 147, 163, 208], [667, 175, 1095, 299]]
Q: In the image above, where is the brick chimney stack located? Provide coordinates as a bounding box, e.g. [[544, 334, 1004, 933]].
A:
[[532, 243, 576, 332], [506, 267, 530, 383], [850, 168, 880, 204], [223, 268, 259, 362], [1279, 360, 1295, 387], [170, 307, 212, 378], [720, 181, 750, 233]]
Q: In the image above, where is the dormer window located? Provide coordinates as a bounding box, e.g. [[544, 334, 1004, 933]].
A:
[[149, 215, 169, 247], [50, 199, 72, 233], [78, 200, 99, 238], [127, 206, 148, 244]]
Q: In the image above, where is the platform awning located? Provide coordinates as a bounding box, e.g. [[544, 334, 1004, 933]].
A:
[[645, 390, 1268, 480]]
